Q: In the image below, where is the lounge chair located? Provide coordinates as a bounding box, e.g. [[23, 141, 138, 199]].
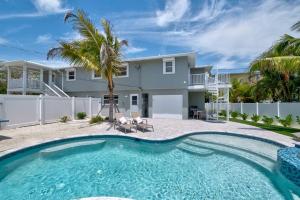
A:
[[131, 112, 154, 132], [114, 113, 137, 133]]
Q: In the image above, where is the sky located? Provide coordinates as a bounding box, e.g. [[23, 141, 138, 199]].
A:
[[0, 0, 300, 73]]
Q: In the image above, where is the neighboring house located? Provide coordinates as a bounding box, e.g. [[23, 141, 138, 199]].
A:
[[229, 71, 261, 84], [2, 52, 230, 119]]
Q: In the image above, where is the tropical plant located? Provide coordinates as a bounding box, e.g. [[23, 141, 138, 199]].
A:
[[240, 113, 248, 121], [47, 10, 128, 122], [60, 116, 69, 123], [275, 114, 293, 127], [296, 116, 300, 125], [77, 112, 87, 119], [262, 116, 273, 126], [89, 115, 104, 124], [230, 111, 239, 119], [219, 110, 227, 117], [251, 114, 260, 123], [230, 79, 254, 103], [250, 33, 300, 102]]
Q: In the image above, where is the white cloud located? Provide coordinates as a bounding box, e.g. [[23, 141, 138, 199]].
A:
[[156, 0, 190, 26], [119, 0, 300, 69], [0, 0, 70, 20], [60, 32, 83, 41], [124, 46, 147, 54], [36, 34, 52, 44], [0, 37, 8, 44], [33, 0, 67, 13]]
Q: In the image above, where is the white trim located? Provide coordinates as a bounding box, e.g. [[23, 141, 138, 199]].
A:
[[66, 68, 76, 81], [130, 94, 139, 112], [163, 57, 175, 74], [114, 63, 129, 78], [91, 70, 102, 80]]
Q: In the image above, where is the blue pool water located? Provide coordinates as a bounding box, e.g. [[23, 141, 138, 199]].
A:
[[0, 134, 299, 200]]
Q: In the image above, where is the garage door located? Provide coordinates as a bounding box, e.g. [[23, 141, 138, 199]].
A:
[[152, 95, 183, 119]]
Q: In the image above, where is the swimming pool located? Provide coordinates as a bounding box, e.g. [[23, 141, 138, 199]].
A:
[[0, 133, 299, 200]]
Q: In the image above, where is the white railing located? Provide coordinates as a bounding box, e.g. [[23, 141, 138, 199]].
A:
[[207, 74, 230, 85], [27, 79, 40, 89], [9, 79, 23, 89], [51, 83, 70, 98], [190, 73, 206, 85]]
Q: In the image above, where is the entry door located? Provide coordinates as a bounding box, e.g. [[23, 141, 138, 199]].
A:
[[130, 94, 139, 113]]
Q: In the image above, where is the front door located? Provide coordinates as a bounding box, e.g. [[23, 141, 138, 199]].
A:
[[130, 94, 139, 113]]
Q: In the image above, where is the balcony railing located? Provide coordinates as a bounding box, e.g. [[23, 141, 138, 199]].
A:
[[189, 73, 230, 86], [9, 78, 41, 90]]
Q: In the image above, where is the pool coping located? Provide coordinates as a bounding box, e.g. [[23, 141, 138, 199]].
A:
[[0, 130, 290, 161]]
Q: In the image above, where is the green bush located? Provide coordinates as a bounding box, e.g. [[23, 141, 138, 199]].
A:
[[275, 114, 293, 127], [262, 116, 273, 126], [240, 113, 248, 121], [296, 116, 300, 125], [219, 110, 227, 117], [60, 116, 69, 123], [77, 112, 87, 120], [251, 114, 260, 123], [89, 115, 104, 124], [231, 111, 239, 119]]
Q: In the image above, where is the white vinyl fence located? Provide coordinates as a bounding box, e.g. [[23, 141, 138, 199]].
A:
[[207, 102, 300, 119], [0, 95, 101, 129]]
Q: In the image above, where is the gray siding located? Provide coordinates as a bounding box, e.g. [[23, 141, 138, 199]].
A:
[[62, 56, 190, 93]]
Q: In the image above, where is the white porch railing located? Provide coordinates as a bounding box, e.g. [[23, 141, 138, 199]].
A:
[[189, 74, 206, 85], [27, 79, 40, 89], [9, 79, 23, 89]]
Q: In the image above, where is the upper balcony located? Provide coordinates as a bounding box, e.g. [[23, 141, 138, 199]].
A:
[[188, 73, 231, 90]]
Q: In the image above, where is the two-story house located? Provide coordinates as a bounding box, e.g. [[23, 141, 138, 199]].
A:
[[1, 52, 230, 119]]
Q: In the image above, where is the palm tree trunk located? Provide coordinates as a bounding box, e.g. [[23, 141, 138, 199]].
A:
[[108, 78, 115, 122]]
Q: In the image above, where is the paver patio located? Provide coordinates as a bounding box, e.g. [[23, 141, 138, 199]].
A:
[[0, 119, 298, 157]]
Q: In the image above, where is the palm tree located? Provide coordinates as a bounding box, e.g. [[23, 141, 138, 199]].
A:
[[47, 10, 128, 122], [250, 34, 300, 102]]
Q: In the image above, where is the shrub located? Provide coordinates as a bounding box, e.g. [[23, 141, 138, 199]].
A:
[[219, 110, 227, 117], [262, 116, 273, 126], [240, 113, 248, 121], [77, 112, 87, 120], [275, 114, 293, 127], [251, 114, 260, 123], [89, 115, 104, 124], [296, 116, 300, 125], [60, 116, 69, 123], [230, 111, 239, 119]]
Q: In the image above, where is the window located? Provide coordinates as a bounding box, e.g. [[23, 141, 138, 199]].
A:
[[131, 95, 137, 105], [66, 69, 76, 81], [92, 70, 101, 79], [163, 58, 175, 74], [115, 63, 128, 77], [103, 95, 118, 105]]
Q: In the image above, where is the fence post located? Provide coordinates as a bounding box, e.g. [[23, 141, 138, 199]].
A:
[[71, 96, 75, 120], [277, 101, 280, 118], [39, 95, 45, 125], [89, 97, 92, 118], [256, 102, 259, 115], [240, 102, 243, 114]]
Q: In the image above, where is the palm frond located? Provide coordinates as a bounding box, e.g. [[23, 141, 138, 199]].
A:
[[291, 21, 300, 32]]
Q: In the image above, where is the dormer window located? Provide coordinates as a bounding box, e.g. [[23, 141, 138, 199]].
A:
[[92, 70, 101, 79], [163, 58, 175, 74], [66, 68, 76, 81]]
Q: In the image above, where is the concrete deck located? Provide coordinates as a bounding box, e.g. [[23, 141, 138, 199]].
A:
[[0, 119, 298, 157]]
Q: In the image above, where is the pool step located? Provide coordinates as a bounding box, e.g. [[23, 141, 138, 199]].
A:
[[40, 140, 106, 155], [182, 138, 276, 171], [176, 143, 214, 157], [189, 135, 277, 160]]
